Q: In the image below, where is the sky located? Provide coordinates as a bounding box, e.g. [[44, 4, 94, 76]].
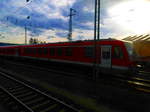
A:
[[0, 0, 150, 44], [101, 0, 150, 39]]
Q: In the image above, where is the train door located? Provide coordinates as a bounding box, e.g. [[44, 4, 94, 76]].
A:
[[101, 45, 112, 68]]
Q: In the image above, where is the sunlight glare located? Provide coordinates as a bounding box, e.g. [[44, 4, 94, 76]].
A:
[[108, 0, 150, 34]]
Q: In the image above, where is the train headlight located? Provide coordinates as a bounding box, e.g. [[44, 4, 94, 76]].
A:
[[137, 64, 142, 68]]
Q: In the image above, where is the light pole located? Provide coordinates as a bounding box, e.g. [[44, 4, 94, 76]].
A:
[[97, 0, 100, 40], [68, 8, 76, 42], [93, 0, 100, 80], [25, 16, 30, 45], [25, 25, 27, 44], [92, 0, 101, 97]]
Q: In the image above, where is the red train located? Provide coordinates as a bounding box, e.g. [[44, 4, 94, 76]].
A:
[[0, 39, 138, 74]]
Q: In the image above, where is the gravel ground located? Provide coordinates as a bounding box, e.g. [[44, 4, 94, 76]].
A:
[[0, 104, 11, 112]]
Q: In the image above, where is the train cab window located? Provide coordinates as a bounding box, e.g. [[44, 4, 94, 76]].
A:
[[49, 48, 55, 56], [57, 48, 63, 56], [113, 46, 123, 59], [84, 47, 94, 58], [124, 42, 135, 56], [65, 48, 72, 56]]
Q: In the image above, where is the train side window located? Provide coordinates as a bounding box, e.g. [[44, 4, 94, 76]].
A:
[[25, 48, 29, 54], [24, 48, 26, 53], [49, 48, 55, 56], [30, 48, 32, 54], [29, 48, 31, 54], [39, 48, 47, 55], [23, 48, 25, 54], [9, 49, 11, 53], [65, 48, 72, 56], [113, 46, 123, 59], [44, 48, 48, 54], [29, 48, 32, 54], [6, 48, 8, 53], [38, 48, 42, 54], [32, 48, 36, 54], [28, 48, 30, 54], [57, 48, 63, 56], [85, 47, 94, 58]]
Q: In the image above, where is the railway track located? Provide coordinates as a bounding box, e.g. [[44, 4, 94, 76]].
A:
[[1, 59, 150, 112], [0, 71, 80, 112], [1, 58, 150, 94], [1, 58, 92, 79], [105, 73, 150, 93]]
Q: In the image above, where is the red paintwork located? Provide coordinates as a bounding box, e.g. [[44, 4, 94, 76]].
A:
[[0, 40, 134, 68]]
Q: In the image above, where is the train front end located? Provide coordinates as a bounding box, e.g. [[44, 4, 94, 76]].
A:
[[124, 41, 142, 73]]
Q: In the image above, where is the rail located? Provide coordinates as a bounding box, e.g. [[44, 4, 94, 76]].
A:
[[0, 71, 80, 112]]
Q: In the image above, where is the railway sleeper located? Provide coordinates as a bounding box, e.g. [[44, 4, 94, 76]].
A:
[[31, 100, 50, 110], [25, 97, 45, 105], [20, 94, 38, 102], [17, 93, 36, 100], [31, 101, 56, 111], [16, 91, 33, 98], [45, 104, 66, 112], [38, 104, 58, 112], [7, 101, 16, 107], [27, 98, 48, 108], [11, 89, 30, 95], [8, 86, 25, 92], [1, 91, 78, 112]]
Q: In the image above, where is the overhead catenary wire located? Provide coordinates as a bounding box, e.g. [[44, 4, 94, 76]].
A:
[[1, 0, 33, 29]]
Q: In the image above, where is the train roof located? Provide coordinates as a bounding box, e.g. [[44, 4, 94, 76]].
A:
[[0, 39, 126, 48]]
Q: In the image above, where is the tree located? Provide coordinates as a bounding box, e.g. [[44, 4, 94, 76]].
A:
[[33, 38, 38, 44], [29, 38, 33, 44], [29, 38, 46, 44]]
